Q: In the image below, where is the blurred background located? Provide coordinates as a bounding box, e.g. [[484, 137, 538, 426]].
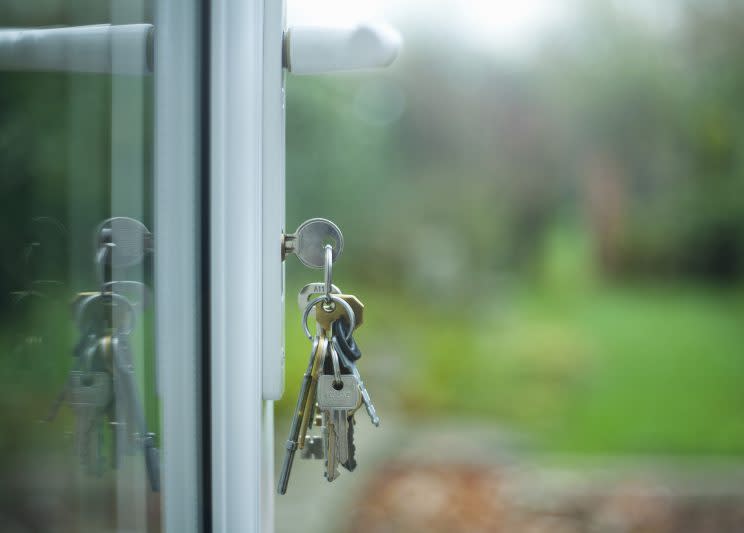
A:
[[1, 0, 744, 532], [278, 0, 744, 532]]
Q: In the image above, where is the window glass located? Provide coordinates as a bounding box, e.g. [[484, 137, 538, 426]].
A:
[[1, 3, 161, 532]]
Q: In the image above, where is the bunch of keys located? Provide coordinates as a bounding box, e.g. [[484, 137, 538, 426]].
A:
[[45, 218, 160, 491], [278, 219, 379, 494]]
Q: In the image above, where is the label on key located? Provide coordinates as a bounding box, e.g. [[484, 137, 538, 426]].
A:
[[317, 375, 360, 409]]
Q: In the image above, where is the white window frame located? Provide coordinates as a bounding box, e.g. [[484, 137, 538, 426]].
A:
[[155, 0, 206, 532]]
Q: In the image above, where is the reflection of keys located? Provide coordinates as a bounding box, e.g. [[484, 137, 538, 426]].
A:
[[68, 369, 112, 472], [112, 333, 160, 492]]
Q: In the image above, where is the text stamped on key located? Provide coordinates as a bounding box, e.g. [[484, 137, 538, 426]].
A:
[[317, 375, 360, 409]]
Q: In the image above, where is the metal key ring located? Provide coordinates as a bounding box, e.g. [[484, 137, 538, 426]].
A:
[[75, 291, 137, 336], [329, 340, 342, 385], [323, 244, 333, 302], [301, 294, 356, 341]]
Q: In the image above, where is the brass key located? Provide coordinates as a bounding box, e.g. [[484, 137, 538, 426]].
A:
[[315, 294, 364, 333], [298, 336, 328, 449], [278, 336, 327, 494]]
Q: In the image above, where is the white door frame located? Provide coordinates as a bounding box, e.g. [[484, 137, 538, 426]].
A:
[[209, 0, 284, 531]]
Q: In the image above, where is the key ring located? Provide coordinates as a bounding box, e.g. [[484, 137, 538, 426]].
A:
[[329, 340, 342, 386], [301, 294, 356, 341], [323, 244, 333, 303]]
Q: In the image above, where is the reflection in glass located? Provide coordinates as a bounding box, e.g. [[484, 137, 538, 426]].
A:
[[1, 4, 160, 532]]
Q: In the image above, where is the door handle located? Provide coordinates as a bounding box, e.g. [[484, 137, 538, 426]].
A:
[[284, 22, 401, 75], [0, 24, 153, 74]]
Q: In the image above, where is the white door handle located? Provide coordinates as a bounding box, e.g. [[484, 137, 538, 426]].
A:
[[284, 22, 401, 75]]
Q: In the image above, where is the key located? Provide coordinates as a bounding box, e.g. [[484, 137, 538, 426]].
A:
[[342, 414, 357, 472], [314, 294, 364, 333], [333, 337, 380, 427], [326, 343, 350, 464], [301, 435, 324, 460], [297, 282, 341, 314], [277, 336, 322, 494], [282, 218, 344, 267], [298, 336, 328, 449], [317, 374, 360, 482], [317, 375, 360, 411], [322, 410, 340, 482], [333, 409, 349, 466]]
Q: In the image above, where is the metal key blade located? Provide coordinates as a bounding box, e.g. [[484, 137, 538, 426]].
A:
[[278, 337, 320, 495], [334, 409, 350, 465], [322, 411, 340, 482]]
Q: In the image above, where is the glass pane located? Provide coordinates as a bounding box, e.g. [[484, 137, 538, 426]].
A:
[[1, 3, 163, 532], [279, 1, 744, 532]]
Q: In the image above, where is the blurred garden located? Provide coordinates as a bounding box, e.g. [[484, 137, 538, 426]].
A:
[[280, 0, 744, 457]]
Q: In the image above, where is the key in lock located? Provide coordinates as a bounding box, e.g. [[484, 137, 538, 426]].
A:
[[282, 218, 343, 267]]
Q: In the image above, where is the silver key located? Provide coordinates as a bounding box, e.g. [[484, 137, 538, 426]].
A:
[[112, 333, 161, 492], [317, 375, 360, 410], [296, 282, 341, 313], [333, 409, 350, 465], [317, 374, 359, 482], [333, 338, 380, 426], [282, 218, 344, 268]]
